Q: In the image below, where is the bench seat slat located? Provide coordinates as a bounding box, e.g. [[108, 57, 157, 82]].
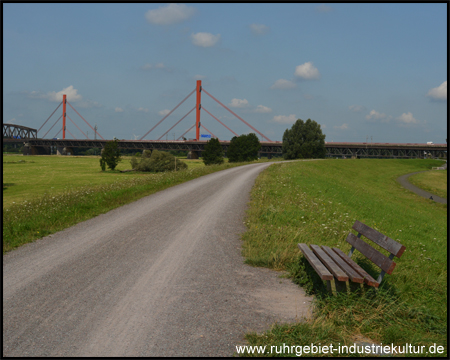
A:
[[352, 220, 406, 258], [321, 246, 364, 283], [332, 247, 379, 288], [310, 245, 349, 281], [346, 233, 396, 274], [298, 243, 333, 280]]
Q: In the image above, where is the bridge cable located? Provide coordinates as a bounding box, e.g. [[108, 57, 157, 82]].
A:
[[202, 88, 272, 142], [201, 106, 238, 137], [53, 129, 62, 139], [42, 114, 63, 139], [140, 88, 196, 140], [67, 101, 105, 140], [37, 101, 63, 134], [66, 128, 76, 140], [67, 114, 89, 139], [157, 106, 196, 141], [177, 124, 195, 140]]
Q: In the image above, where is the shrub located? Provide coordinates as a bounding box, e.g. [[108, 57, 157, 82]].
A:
[[130, 149, 187, 172], [202, 138, 224, 165]]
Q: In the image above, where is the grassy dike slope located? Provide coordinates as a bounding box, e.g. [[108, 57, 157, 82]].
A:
[[408, 170, 447, 199], [241, 159, 447, 356]]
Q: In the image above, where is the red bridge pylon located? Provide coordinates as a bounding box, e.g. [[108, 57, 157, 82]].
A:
[[140, 80, 273, 142], [38, 95, 104, 140]]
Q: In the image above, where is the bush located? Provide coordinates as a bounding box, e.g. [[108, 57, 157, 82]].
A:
[[99, 140, 121, 171], [202, 138, 224, 165], [85, 148, 100, 156], [130, 149, 187, 172], [227, 133, 261, 163], [282, 118, 326, 159], [169, 150, 188, 157]]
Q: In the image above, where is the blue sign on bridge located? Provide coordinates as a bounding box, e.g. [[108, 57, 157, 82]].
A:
[[200, 134, 211, 139]]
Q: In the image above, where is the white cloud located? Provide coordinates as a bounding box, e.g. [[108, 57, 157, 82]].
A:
[[271, 79, 296, 89], [250, 23, 269, 35], [154, 62, 165, 69], [29, 85, 82, 102], [295, 62, 320, 80], [115, 107, 124, 113], [229, 98, 249, 108], [145, 3, 195, 25], [397, 112, 418, 124], [426, 81, 447, 101], [50, 86, 82, 102], [191, 32, 220, 47], [254, 105, 272, 113], [316, 4, 333, 12], [138, 107, 149, 113], [194, 74, 206, 80], [7, 118, 16, 124], [334, 123, 348, 130], [158, 109, 170, 116], [366, 109, 390, 122], [349, 105, 366, 112], [273, 114, 297, 124], [142, 63, 153, 70]]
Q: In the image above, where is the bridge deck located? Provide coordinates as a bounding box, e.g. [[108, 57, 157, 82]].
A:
[[3, 138, 447, 158]]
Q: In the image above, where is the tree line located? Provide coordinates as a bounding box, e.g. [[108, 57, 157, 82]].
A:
[[99, 118, 326, 171]]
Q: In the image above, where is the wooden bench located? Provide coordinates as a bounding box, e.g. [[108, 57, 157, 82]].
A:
[[298, 220, 406, 294]]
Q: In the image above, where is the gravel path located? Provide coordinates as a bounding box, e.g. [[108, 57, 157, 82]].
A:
[[397, 165, 447, 204], [3, 162, 313, 357]]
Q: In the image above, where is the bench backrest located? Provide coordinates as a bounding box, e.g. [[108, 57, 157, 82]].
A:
[[346, 220, 406, 283]]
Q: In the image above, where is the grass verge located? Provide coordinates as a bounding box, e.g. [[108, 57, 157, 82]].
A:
[[239, 159, 447, 357], [3, 157, 277, 254], [408, 170, 447, 199]]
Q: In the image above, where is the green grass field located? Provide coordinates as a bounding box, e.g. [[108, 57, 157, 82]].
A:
[[240, 159, 447, 357], [2, 154, 274, 253], [3, 155, 204, 207], [408, 170, 447, 199]]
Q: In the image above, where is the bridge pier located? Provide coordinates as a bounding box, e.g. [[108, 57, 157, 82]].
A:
[[23, 143, 50, 155], [56, 146, 73, 155], [187, 151, 199, 159]]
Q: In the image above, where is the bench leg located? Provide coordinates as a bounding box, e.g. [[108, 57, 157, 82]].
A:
[[349, 282, 365, 292], [326, 278, 347, 295]]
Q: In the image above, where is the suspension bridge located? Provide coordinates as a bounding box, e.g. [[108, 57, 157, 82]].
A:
[[3, 81, 447, 159]]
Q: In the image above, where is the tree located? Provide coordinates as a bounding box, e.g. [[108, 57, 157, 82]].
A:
[[282, 118, 326, 160], [99, 139, 121, 171], [227, 133, 261, 162], [202, 138, 224, 165], [130, 149, 187, 172]]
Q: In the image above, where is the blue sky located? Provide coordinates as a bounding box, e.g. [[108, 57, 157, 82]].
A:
[[3, 3, 447, 143]]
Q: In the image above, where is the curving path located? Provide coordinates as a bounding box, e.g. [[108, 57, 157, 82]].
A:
[[396, 162, 447, 204], [3, 162, 313, 357]]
